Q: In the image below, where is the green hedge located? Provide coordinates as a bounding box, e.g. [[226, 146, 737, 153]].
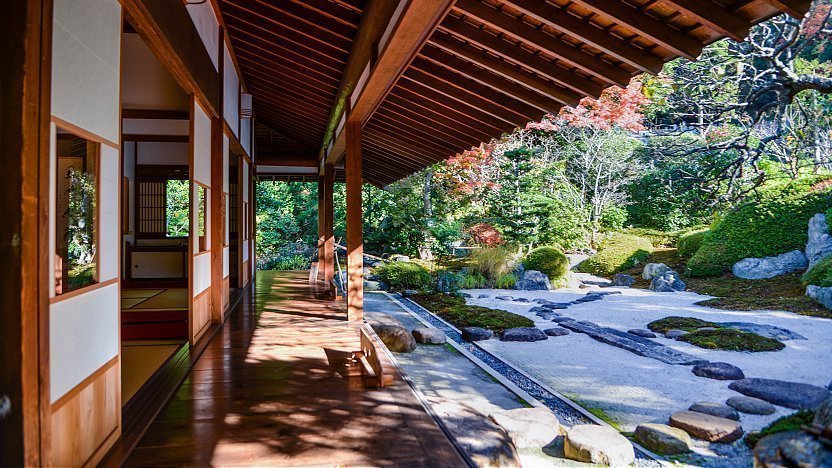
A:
[[375, 262, 431, 290], [677, 227, 710, 259], [412, 294, 533, 333], [802, 256, 832, 287], [523, 246, 569, 282], [687, 181, 832, 277], [579, 234, 654, 276]]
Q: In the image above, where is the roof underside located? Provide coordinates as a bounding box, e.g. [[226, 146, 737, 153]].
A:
[[219, 0, 811, 187]]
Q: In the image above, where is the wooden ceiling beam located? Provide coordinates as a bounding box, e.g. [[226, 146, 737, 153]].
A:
[[375, 103, 479, 149], [568, 0, 702, 60], [233, 47, 340, 90], [367, 117, 461, 154], [226, 24, 345, 74], [658, 1, 750, 41], [502, 0, 664, 73], [384, 90, 498, 141], [439, 15, 603, 98], [758, 0, 811, 18], [454, 0, 630, 86], [223, 13, 348, 64]]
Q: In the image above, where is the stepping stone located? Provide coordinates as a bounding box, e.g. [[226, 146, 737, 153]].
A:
[[595, 290, 622, 296], [728, 378, 831, 410], [536, 313, 562, 320], [634, 423, 692, 455], [462, 327, 494, 342], [692, 362, 745, 381], [559, 321, 707, 365], [664, 329, 689, 339], [628, 329, 657, 338], [544, 328, 570, 337], [564, 425, 635, 466], [689, 402, 740, 421], [478, 294, 490, 299], [495, 296, 514, 301], [552, 317, 576, 323], [669, 411, 743, 443], [489, 407, 559, 449], [529, 307, 547, 314], [411, 327, 446, 345], [726, 396, 776, 415], [515, 297, 530, 303], [542, 303, 570, 310], [500, 327, 548, 342], [573, 294, 603, 303]]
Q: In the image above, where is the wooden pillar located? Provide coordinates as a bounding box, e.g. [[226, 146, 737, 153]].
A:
[[316, 175, 325, 282], [345, 121, 363, 321], [323, 163, 335, 285], [209, 117, 223, 321]]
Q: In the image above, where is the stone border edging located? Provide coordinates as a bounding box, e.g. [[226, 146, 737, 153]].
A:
[[388, 292, 666, 463]]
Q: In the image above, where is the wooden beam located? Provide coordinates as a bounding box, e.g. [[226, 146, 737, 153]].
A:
[[326, 0, 456, 166], [210, 117, 224, 322], [345, 122, 363, 322], [761, 0, 812, 18], [658, 1, 750, 41], [569, 0, 702, 60], [317, 174, 325, 282], [323, 164, 335, 284]]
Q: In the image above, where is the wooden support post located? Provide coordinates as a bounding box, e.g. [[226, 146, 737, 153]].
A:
[[210, 117, 223, 321], [345, 121, 363, 322], [316, 175, 325, 282], [323, 164, 335, 285]]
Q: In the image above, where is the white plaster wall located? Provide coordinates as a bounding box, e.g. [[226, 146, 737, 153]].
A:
[[223, 247, 230, 277], [122, 118, 189, 136], [136, 142, 189, 165], [242, 160, 249, 203], [241, 117, 251, 156], [243, 239, 249, 262], [193, 101, 212, 186], [98, 145, 119, 282], [52, 0, 121, 143], [132, 251, 184, 279], [193, 252, 212, 297], [50, 283, 119, 401], [121, 34, 189, 111], [185, 1, 219, 70], [223, 44, 239, 137]]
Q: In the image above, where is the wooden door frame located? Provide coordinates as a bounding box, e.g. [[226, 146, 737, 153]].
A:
[[0, 0, 52, 464]]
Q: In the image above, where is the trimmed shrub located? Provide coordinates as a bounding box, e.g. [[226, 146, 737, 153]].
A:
[[677, 227, 710, 259], [688, 181, 832, 277], [647, 316, 719, 333], [678, 329, 785, 352], [459, 273, 487, 289], [375, 262, 431, 290], [802, 256, 832, 287], [469, 247, 517, 282], [495, 274, 518, 289], [411, 294, 533, 333], [523, 246, 569, 282], [579, 234, 654, 275]]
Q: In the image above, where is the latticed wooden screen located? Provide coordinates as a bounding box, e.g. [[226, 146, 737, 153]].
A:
[[229, 180, 238, 236], [137, 180, 166, 237]]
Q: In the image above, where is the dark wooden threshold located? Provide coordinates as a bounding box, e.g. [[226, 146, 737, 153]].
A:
[[98, 283, 250, 467]]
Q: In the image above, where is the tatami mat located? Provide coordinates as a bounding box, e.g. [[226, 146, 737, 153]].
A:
[[121, 298, 149, 309], [122, 289, 164, 299], [121, 340, 183, 404], [129, 288, 188, 310]]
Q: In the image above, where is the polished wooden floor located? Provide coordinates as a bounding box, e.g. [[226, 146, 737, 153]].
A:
[[124, 271, 464, 466]]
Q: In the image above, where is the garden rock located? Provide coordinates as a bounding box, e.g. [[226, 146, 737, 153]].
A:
[[432, 402, 520, 467], [689, 402, 740, 421], [692, 362, 745, 381], [754, 430, 832, 468], [411, 327, 446, 345], [544, 328, 570, 337], [370, 324, 416, 353], [732, 250, 808, 280], [669, 410, 743, 443], [500, 327, 548, 342], [515, 297, 530, 303], [478, 294, 490, 299], [814, 394, 832, 426], [726, 396, 776, 415], [806, 213, 832, 269], [542, 302, 570, 310], [628, 329, 657, 338], [462, 327, 494, 342], [634, 423, 692, 455], [390, 254, 410, 262], [728, 378, 831, 410], [806, 285, 832, 310], [363, 280, 386, 291], [573, 294, 603, 303], [664, 329, 689, 339], [495, 295, 514, 301], [643, 263, 671, 280], [552, 317, 576, 324], [564, 424, 635, 466], [650, 271, 686, 292], [515, 270, 551, 291], [612, 273, 636, 287], [718, 321, 805, 340], [489, 407, 559, 449], [401, 289, 419, 297]]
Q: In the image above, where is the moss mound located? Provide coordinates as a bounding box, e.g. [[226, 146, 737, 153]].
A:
[[375, 262, 431, 290], [647, 316, 719, 333], [687, 180, 832, 277], [579, 234, 654, 275], [802, 256, 832, 287], [678, 328, 785, 352], [745, 411, 815, 448], [677, 228, 710, 259], [411, 294, 533, 333], [524, 246, 569, 281]]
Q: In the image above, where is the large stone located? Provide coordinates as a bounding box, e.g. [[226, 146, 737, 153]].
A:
[[612, 273, 635, 287], [564, 425, 635, 466], [726, 396, 776, 415], [500, 327, 548, 342], [814, 394, 832, 426], [551, 317, 576, 324], [689, 402, 740, 421], [515, 270, 552, 291], [432, 402, 520, 467], [717, 322, 806, 341], [541, 302, 570, 310], [544, 327, 570, 337], [754, 430, 832, 468], [478, 294, 490, 299], [628, 329, 657, 338], [634, 423, 692, 455], [807, 285, 832, 310], [729, 378, 830, 410], [664, 329, 689, 339], [643, 263, 671, 280], [806, 213, 832, 269], [732, 250, 808, 280], [411, 327, 446, 345], [650, 271, 686, 292], [692, 362, 745, 381], [489, 407, 560, 449], [669, 410, 743, 443], [370, 324, 416, 353], [363, 280, 387, 291], [462, 327, 494, 342]]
